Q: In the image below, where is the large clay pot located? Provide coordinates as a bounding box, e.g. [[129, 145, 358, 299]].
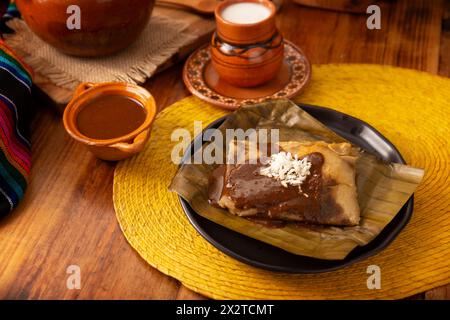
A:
[[16, 0, 155, 57]]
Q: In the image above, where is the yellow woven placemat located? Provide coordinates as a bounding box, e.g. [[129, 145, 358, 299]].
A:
[[113, 64, 450, 299]]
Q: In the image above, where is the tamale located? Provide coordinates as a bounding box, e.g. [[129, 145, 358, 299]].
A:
[[209, 140, 360, 226]]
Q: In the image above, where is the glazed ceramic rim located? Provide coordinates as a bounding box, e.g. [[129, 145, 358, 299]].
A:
[[215, 0, 276, 27], [63, 82, 157, 146], [183, 40, 312, 110]]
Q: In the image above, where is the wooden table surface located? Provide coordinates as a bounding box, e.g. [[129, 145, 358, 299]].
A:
[[0, 0, 449, 300]]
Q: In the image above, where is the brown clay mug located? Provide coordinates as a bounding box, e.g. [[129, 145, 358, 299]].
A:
[[211, 0, 284, 87], [63, 82, 156, 161]]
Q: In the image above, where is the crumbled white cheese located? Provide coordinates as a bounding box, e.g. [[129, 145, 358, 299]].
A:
[[259, 152, 312, 189]]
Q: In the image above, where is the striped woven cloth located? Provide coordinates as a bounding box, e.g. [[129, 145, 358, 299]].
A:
[[0, 38, 32, 216]]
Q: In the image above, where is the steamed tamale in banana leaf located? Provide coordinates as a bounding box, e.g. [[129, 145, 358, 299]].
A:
[[169, 100, 424, 260], [210, 140, 361, 227]]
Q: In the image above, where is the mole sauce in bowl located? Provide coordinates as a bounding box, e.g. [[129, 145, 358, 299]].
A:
[[76, 95, 147, 140], [63, 82, 156, 161]]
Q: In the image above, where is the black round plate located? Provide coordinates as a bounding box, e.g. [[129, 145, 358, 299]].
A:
[[179, 103, 414, 273]]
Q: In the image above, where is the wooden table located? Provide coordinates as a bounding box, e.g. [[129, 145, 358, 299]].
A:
[[0, 0, 448, 299]]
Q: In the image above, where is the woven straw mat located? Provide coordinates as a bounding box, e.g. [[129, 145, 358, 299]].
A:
[[113, 64, 450, 299]]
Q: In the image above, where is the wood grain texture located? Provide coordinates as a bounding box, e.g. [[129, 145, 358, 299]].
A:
[[0, 0, 448, 300], [293, 0, 381, 13], [425, 284, 450, 300]]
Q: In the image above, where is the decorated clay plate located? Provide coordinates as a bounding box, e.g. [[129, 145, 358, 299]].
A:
[[183, 41, 311, 110]]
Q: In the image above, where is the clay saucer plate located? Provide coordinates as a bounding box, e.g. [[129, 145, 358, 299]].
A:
[[183, 40, 311, 110]]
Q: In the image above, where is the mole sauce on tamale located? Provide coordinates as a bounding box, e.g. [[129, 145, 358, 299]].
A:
[[208, 153, 327, 225]]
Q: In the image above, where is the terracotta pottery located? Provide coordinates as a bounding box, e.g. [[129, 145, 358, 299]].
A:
[[63, 82, 156, 161], [211, 0, 284, 87], [183, 41, 311, 110], [16, 0, 155, 57]]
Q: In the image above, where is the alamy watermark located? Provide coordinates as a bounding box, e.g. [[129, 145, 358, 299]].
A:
[[66, 5, 81, 30], [171, 121, 279, 165], [64, 4, 382, 33], [61, 3, 383, 293], [367, 265, 381, 289], [367, 5, 381, 30], [66, 264, 81, 290]]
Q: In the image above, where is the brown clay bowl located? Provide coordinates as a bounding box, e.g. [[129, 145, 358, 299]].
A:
[[63, 82, 157, 161], [16, 0, 155, 57]]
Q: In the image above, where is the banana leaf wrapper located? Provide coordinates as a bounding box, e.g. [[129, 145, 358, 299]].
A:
[[169, 99, 424, 260]]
